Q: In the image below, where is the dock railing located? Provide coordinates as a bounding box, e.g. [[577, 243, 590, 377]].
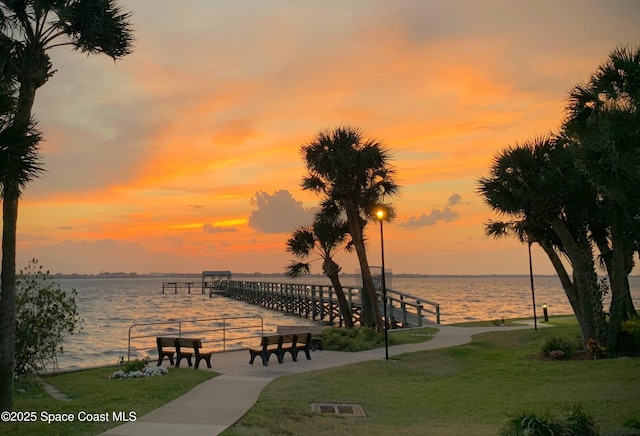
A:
[[384, 288, 440, 326], [161, 281, 200, 294], [222, 280, 440, 327], [127, 315, 264, 361]]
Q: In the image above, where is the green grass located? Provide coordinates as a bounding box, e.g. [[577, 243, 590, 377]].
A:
[[224, 318, 640, 436], [6, 366, 216, 435]]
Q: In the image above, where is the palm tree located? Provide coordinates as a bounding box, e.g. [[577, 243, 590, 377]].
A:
[[478, 136, 607, 348], [563, 46, 640, 350], [285, 213, 354, 328], [0, 0, 133, 410], [300, 126, 399, 331]]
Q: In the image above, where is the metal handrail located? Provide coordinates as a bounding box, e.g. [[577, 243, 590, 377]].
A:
[[127, 315, 263, 361]]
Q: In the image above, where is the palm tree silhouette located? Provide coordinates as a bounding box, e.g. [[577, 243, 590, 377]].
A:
[[285, 213, 354, 328], [300, 126, 399, 331], [0, 1, 133, 410]]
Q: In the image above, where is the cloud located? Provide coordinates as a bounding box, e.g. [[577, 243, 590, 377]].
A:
[[203, 223, 238, 234], [400, 193, 462, 229], [247, 190, 315, 234], [448, 193, 462, 206], [400, 206, 460, 229]]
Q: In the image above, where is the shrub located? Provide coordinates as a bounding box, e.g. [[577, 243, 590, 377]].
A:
[[322, 327, 395, 352], [619, 319, 640, 354], [501, 405, 598, 436], [500, 412, 564, 436], [15, 259, 83, 375], [110, 357, 166, 379], [564, 404, 598, 435], [121, 357, 150, 373], [586, 338, 607, 359], [541, 337, 576, 359], [624, 418, 640, 430]]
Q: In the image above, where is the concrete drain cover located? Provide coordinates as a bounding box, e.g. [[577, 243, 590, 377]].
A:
[[311, 403, 366, 417]]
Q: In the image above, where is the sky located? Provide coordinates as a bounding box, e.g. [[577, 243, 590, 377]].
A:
[[16, 0, 640, 275]]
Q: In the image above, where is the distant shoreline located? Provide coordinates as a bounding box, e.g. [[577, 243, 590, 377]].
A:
[[51, 272, 579, 280]]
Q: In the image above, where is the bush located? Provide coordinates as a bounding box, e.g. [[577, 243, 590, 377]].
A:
[[501, 405, 598, 436], [121, 357, 150, 373], [500, 412, 564, 436], [109, 358, 167, 379], [564, 404, 598, 435], [15, 259, 83, 375], [619, 319, 640, 355], [541, 337, 577, 360], [322, 327, 395, 351]]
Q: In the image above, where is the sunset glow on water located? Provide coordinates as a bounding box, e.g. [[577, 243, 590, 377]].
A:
[[53, 275, 640, 371]]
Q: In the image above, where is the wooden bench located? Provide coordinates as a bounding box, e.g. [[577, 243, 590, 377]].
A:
[[156, 337, 176, 366], [248, 333, 312, 366], [277, 325, 324, 351], [248, 334, 282, 366], [175, 338, 214, 369]]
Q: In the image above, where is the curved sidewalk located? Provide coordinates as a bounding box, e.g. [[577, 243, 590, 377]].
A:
[[104, 322, 543, 436]]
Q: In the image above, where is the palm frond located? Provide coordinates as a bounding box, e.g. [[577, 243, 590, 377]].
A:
[[285, 262, 310, 278], [0, 118, 45, 196], [285, 226, 316, 258], [54, 0, 134, 59]]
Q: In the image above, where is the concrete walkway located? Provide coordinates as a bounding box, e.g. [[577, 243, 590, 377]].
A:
[[104, 322, 544, 436]]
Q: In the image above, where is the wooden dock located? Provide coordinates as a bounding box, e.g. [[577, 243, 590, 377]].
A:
[[162, 281, 199, 294], [219, 280, 440, 328]]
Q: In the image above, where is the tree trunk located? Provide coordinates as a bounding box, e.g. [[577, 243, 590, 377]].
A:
[[0, 186, 19, 411], [606, 222, 639, 352], [0, 77, 37, 411], [323, 258, 354, 328], [538, 239, 580, 316], [549, 218, 606, 347], [342, 198, 382, 330]]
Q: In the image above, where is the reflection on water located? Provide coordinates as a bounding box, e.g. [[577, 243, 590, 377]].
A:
[[53, 275, 640, 371]]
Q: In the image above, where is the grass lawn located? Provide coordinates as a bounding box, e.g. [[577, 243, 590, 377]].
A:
[[224, 318, 640, 436], [5, 366, 216, 435]]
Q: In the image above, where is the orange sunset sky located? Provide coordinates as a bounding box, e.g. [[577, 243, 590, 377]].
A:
[[16, 0, 640, 275]]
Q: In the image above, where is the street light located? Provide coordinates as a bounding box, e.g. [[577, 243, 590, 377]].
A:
[[528, 242, 538, 331], [375, 208, 389, 361]]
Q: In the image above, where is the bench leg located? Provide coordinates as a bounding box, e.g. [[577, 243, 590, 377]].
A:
[[249, 351, 268, 366], [176, 354, 192, 368], [157, 352, 174, 367], [196, 354, 213, 369]]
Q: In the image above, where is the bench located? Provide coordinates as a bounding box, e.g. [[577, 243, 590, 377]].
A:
[[175, 338, 214, 369], [277, 325, 324, 351], [156, 337, 176, 366], [156, 337, 213, 369], [248, 333, 312, 366]]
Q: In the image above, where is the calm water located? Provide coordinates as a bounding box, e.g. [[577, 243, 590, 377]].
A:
[[52, 275, 640, 371]]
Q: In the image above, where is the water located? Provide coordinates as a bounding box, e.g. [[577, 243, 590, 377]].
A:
[[51, 274, 640, 372]]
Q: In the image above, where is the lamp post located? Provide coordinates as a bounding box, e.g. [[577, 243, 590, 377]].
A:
[[375, 208, 389, 361], [528, 242, 538, 330]]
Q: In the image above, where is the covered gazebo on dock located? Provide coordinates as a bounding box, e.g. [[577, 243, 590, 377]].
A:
[[202, 270, 232, 296]]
